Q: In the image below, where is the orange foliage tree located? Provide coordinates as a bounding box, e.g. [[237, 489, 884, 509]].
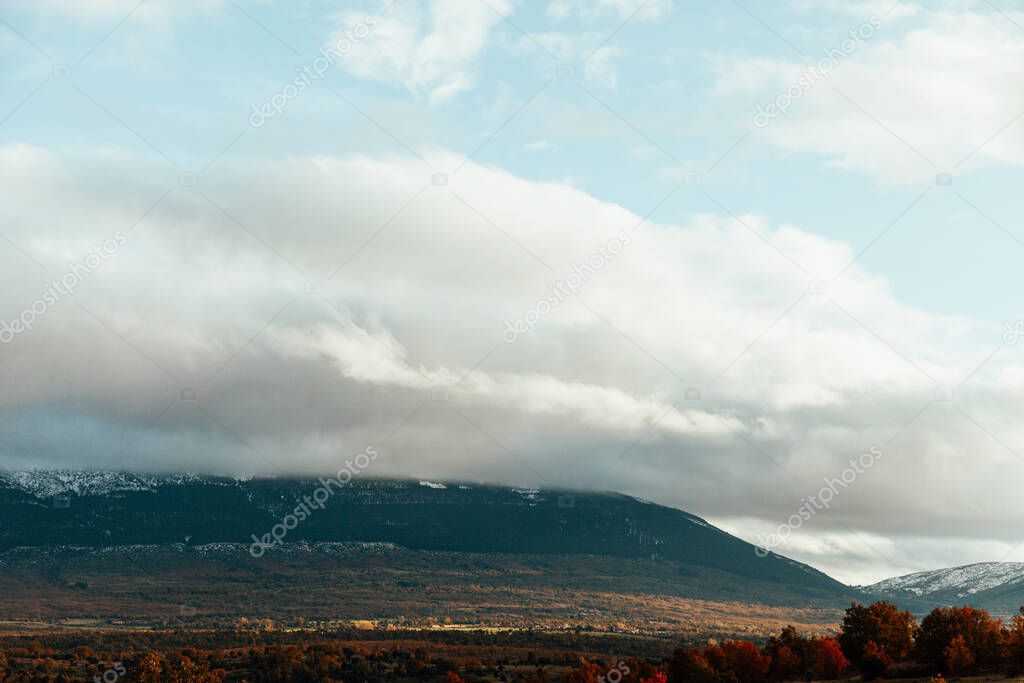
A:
[[916, 605, 1003, 673], [837, 601, 915, 665], [813, 637, 849, 680]]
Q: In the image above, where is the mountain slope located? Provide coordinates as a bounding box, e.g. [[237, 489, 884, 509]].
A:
[[0, 471, 857, 608], [864, 562, 1024, 614]]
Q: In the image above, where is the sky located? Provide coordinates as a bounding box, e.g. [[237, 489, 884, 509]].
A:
[[1, 0, 1024, 585]]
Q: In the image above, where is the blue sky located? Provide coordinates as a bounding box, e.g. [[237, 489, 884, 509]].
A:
[[5, 0, 1022, 325], [3, 0, 1024, 584]]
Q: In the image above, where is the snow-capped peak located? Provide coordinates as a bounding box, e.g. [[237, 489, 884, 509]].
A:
[[865, 562, 1024, 599]]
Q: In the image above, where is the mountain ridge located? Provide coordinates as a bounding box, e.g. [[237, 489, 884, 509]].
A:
[[863, 561, 1024, 614], [0, 470, 856, 609]]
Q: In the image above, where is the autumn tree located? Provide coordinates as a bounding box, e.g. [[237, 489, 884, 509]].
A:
[[770, 645, 800, 680], [763, 626, 812, 679], [137, 652, 165, 683], [563, 658, 605, 683], [667, 646, 718, 683], [838, 601, 916, 664], [859, 641, 890, 680], [945, 634, 974, 676], [916, 605, 1003, 673], [813, 637, 849, 680], [1004, 606, 1024, 673], [716, 641, 770, 683], [172, 654, 204, 683]]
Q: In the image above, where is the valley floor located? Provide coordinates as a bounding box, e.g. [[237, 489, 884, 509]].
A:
[[0, 544, 843, 641]]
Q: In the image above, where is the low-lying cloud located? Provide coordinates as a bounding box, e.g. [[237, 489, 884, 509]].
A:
[[1, 144, 1022, 583]]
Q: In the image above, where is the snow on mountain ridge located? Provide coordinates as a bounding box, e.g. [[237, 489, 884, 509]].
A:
[[866, 562, 1024, 598], [0, 470, 204, 498], [0, 472, 558, 500]]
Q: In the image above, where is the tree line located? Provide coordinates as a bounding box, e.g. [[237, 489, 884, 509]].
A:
[[665, 600, 1024, 681], [6, 602, 1024, 682]]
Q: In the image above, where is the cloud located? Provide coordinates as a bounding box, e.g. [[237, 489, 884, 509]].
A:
[[8, 0, 148, 20], [546, 0, 673, 23], [714, 10, 1024, 183], [1, 144, 1023, 585], [334, 0, 512, 104], [790, 0, 921, 21], [513, 31, 626, 87], [271, 320, 740, 439], [6, 0, 225, 23], [582, 46, 623, 88], [524, 140, 555, 151]]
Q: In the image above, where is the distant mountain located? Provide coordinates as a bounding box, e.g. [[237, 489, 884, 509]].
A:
[[863, 562, 1024, 615], [0, 471, 857, 608]]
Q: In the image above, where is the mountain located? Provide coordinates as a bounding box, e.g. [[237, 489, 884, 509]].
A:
[[863, 562, 1024, 615], [0, 470, 858, 616]]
